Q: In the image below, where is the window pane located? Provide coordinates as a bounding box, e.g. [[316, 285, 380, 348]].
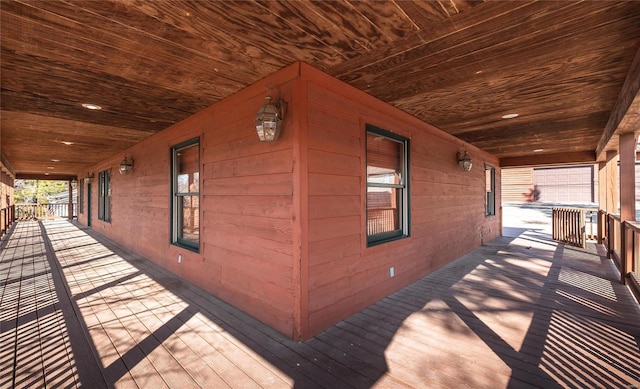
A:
[[98, 173, 104, 220], [486, 167, 495, 216], [177, 195, 199, 245], [171, 138, 200, 251], [367, 133, 402, 184], [365, 126, 409, 245], [367, 187, 400, 235], [98, 170, 110, 221], [79, 180, 84, 214], [177, 174, 189, 193], [177, 144, 199, 194], [486, 168, 493, 192]]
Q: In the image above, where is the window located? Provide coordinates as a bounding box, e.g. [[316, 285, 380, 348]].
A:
[[171, 138, 200, 251], [79, 179, 84, 214], [486, 166, 496, 216], [366, 125, 409, 246], [98, 170, 111, 222]]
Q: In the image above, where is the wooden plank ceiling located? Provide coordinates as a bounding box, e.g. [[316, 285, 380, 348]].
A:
[[2, 0, 640, 178]]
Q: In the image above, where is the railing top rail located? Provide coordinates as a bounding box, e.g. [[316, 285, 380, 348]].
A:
[[15, 201, 77, 207], [552, 207, 599, 212], [608, 214, 622, 222], [625, 221, 640, 234]]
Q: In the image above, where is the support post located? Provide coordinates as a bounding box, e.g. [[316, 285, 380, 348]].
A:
[[608, 216, 614, 260], [605, 150, 619, 214], [619, 133, 637, 223], [597, 210, 605, 244], [619, 133, 637, 284], [598, 161, 607, 211]]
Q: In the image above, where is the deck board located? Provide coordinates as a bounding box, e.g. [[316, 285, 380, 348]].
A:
[[1, 219, 639, 388]]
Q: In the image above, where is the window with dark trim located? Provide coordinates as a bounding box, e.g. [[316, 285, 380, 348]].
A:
[[366, 124, 410, 246], [98, 170, 111, 222], [79, 179, 84, 214], [486, 166, 496, 216], [171, 138, 200, 252]]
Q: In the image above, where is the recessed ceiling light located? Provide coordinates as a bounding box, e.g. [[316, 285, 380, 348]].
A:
[[82, 103, 102, 110], [44, 172, 50, 176], [61, 141, 74, 145], [501, 113, 519, 119], [47, 166, 55, 169], [51, 159, 60, 162], [533, 149, 544, 152]]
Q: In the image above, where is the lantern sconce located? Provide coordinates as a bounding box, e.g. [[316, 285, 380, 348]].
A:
[[84, 172, 94, 184], [457, 151, 473, 172], [255, 87, 285, 142], [119, 155, 133, 175]]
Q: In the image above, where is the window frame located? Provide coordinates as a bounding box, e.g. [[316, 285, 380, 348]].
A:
[[79, 179, 84, 214], [365, 124, 410, 247], [170, 138, 200, 252], [486, 165, 496, 216], [97, 169, 111, 222]]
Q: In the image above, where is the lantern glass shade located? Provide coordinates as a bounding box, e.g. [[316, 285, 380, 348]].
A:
[[255, 96, 283, 142], [119, 156, 133, 175], [458, 151, 472, 172], [84, 173, 94, 184]]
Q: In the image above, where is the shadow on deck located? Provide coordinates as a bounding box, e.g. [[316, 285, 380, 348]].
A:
[[1, 220, 639, 388]]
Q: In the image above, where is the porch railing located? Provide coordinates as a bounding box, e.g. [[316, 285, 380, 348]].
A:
[[1, 205, 15, 238], [15, 203, 77, 221], [599, 210, 640, 301], [553, 207, 639, 299], [606, 214, 622, 268], [621, 221, 640, 300], [551, 207, 598, 248]]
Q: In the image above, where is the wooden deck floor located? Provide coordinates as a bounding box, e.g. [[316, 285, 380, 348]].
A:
[[1, 220, 639, 388]]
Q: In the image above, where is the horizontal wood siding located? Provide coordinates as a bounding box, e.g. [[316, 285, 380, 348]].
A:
[[501, 167, 534, 203], [303, 64, 501, 336], [80, 63, 301, 337], [77, 62, 502, 340]]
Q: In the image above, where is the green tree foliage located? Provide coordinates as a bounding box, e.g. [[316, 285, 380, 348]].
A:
[[15, 180, 69, 204]]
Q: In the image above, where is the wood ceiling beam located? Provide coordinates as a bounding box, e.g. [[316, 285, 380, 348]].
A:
[[596, 45, 640, 159], [500, 151, 596, 168]]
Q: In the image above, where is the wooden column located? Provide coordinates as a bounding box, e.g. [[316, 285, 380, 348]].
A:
[[68, 180, 73, 220], [619, 133, 636, 222], [604, 150, 619, 214], [598, 161, 607, 210], [619, 133, 637, 284]]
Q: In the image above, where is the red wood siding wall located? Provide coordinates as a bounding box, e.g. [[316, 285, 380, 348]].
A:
[[301, 64, 501, 337], [77, 64, 301, 337], [76, 62, 501, 340]]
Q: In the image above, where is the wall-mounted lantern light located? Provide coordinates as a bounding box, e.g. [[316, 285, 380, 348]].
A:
[[255, 91, 285, 142], [84, 172, 94, 184], [119, 156, 133, 175], [457, 151, 473, 172]]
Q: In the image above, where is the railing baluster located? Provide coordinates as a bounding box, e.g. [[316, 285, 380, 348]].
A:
[[552, 207, 598, 249], [14, 203, 77, 221]]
